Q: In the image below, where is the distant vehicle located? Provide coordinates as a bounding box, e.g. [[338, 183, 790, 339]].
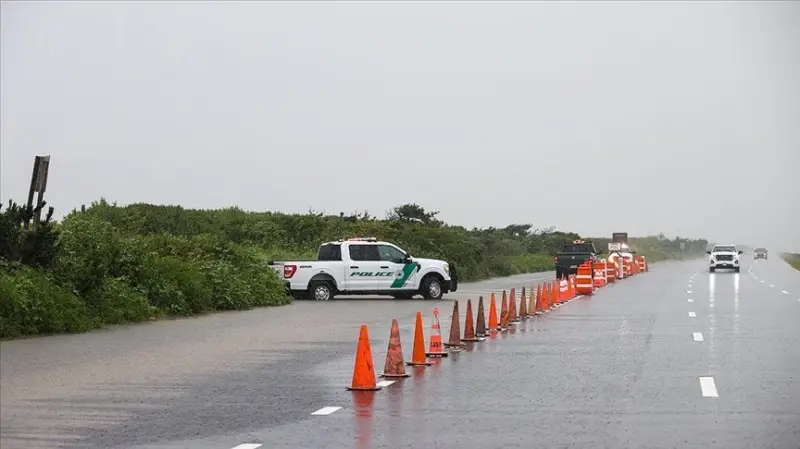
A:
[[554, 240, 598, 278], [606, 235, 635, 278], [707, 244, 743, 273], [753, 248, 768, 260], [267, 237, 457, 301]]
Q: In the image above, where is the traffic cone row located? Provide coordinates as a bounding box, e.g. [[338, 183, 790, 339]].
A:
[[345, 268, 645, 390]]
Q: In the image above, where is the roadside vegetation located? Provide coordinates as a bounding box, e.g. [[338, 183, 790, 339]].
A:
[[1, 199, 707, 339], [590, 234, 710, 262], [780, 253, 800, 271]]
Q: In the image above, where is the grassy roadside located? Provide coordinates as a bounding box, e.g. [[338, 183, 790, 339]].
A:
[[780, 253, 800, 271], [1, 199, 708, 340]]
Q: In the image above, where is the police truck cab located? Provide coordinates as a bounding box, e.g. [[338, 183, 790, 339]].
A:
[[267, 238, 457, 301]]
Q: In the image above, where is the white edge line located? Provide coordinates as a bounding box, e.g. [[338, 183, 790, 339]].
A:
[[692, 332, 704, 342], [231, 445, 263, 449], [311, 406, 342, 416], [699, 377, 718, 397], [376, 380, 396, 387]]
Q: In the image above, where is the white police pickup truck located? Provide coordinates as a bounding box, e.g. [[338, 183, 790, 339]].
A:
[[267, 237, 458, 301], [707, 244, 743, 273]]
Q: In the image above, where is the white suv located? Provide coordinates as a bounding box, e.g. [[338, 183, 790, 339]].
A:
[[707, 245, 743, 273]]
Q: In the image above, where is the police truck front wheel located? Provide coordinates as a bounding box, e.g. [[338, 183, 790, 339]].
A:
[[420, 276, 444, 300]]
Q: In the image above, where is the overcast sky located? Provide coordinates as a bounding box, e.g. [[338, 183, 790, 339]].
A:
[[1, 1, 798, 250]]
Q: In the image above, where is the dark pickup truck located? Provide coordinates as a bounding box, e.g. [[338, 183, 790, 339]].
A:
[[554, 240, 598, 278]]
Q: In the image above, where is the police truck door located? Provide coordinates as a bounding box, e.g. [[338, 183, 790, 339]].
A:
[[346, 244, 380, 291], [376, 244, 416, 291]]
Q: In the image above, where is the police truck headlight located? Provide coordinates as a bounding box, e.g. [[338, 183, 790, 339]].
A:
[[443, 264, 450, 276]]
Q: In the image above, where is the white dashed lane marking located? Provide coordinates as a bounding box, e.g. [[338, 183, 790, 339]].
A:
[[692, 332, 704, 342], [699, 377, 719, 397], [231, 445, 262, 449], [688, 299, 694, 303], [311, 406, 342, 416], [376, 380, 396, 387], [781, 290, 789, 295], [688, 312, 696, 318], [769, 284, 775, 288]]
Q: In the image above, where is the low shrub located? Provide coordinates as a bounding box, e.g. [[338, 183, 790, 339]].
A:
[[0, 262, 93, 338]]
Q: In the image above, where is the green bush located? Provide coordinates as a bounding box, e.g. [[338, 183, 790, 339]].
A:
[[0, 200, 60, 269], [54, 213, 123, 297], [89, 276, 153, 325], [0, 263, 93, 338]]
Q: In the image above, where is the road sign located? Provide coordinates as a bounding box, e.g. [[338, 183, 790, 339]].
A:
[[608, 243, 622, 251]]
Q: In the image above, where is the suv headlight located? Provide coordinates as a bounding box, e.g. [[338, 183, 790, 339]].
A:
[[443, 264, 449, 276]]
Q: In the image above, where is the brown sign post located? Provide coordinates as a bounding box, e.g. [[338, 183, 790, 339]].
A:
[[25, 155, 51, 229]]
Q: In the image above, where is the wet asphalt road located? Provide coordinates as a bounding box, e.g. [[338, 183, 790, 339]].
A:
[[2, 258, 799, 449]]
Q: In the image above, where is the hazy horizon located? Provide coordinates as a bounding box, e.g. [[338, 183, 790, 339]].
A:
[[2, 1, 798, 251]]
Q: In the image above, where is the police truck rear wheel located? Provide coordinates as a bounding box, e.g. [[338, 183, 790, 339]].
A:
[[309, 281, 334, 301]]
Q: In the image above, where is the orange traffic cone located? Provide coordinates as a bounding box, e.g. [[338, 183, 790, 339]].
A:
[[462, 298, 485, 342], [346, 325, 382, 391], [488, 293, 500, 331], [519, 286, 528, 319], [406, 312, 432, 366], [380, 319, 410, 378], [534, 284, 543, 314], [509, 287, 519, 323], [444, 301, 465, 351], [425, 307, 448, 358], [552, 281, 560, 306], [500, 290, 509, 329], [543, 283, 551, 311], [528, 285, 536, 317], [476, 296, 487, 337]]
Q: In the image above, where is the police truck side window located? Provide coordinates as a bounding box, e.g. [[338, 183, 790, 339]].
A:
[[377, 245, 405, 263], [317, 244, 342, 261], [349, 245, 367, 261], [364, 246, 381, 261], [349, 244, 380, 261]]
